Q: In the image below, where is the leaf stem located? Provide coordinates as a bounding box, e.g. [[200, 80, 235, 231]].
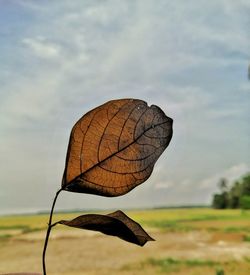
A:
[[42, 188, 63, 275]]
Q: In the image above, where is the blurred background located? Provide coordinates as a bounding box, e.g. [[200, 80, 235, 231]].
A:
[[0, 1, 249, 274]]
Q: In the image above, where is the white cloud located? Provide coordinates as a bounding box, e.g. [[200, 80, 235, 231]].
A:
[[199, 163, 250, 189], [22, 36, 61, 58], [0, 71, 61, 128], [84, 2, 129, 25], [155, 181, 175, 189], [240, 83, 250, 92]]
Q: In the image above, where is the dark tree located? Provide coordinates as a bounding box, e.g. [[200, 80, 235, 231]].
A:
[[240, 196, 250, 210], [228, 181, 241, 208], [241, 174, 250, 196], [212, 193, 228, 209], [218, 178, 228, 193], [212, 173, 250, 209]]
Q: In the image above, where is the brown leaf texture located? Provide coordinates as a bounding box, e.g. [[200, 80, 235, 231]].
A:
[[58, 210, 154, 246], [62, 98, 173, 196]]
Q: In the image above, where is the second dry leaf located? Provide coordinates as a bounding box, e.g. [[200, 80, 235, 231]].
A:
[[58, 210, 154, 246]]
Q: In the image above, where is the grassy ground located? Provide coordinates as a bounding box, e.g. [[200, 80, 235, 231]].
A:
[[0, 208, 250, 274]]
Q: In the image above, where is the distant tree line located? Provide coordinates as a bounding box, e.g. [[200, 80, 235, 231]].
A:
[[212, 173, 250, 209]]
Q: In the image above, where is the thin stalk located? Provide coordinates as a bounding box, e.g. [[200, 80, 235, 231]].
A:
[[42, 188, 63, 275]]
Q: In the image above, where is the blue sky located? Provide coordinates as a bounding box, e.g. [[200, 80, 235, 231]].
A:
[[0, 0, 249, 214]]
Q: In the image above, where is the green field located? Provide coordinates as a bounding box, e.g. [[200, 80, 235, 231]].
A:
[[0, 208, 250, 274], [1, 208, 250, 235]]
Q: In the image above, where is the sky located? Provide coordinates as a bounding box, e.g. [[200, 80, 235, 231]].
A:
[[0, 0, 249, 215]]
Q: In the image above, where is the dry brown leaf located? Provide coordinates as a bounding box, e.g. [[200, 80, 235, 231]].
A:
[[58, 210, 154, 246], [62, 98, 173, 196]]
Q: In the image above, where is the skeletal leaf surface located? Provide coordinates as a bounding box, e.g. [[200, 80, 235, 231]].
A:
[[62, 98, 173, 196], [58, 210, 154, 246]]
